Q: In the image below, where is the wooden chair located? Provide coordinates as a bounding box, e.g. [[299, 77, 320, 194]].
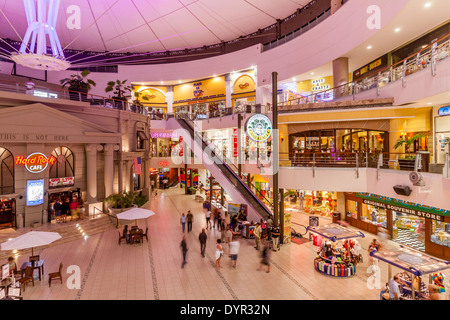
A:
[[142, 227, 148, 242], [29, 255, 40, 266], [132, 233, 143, 244], [18, 266, 34, 292], [118, 230, 127, 245], [48, 263, 63, 287]]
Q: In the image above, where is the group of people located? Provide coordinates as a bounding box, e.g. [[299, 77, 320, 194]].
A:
[[253, 218, 281, 253], [50, 197, 85, 223]]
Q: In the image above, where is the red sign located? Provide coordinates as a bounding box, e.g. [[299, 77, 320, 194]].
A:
[[159, 161, 170, 167], [233, 129, 238, 158], [16, 153, 56, 173]]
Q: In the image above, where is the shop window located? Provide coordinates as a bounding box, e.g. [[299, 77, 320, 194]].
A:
[[49, 147, 75, 188], [137, 131, 148, 150], [392, 211, 425, 252], [346, 200, 358, 219], [431, 221, 450, 248], [0, 147, 14, 195], [361, 204, 387, 228]]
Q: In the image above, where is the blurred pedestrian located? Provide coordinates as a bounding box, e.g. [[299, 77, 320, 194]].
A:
[[215, 239, 223, 269], [229, 239, 240, 268], [271, 225, 280, 251], [180, 213, 186, 233], [181, 236, 188, 268], [257, 244, 271, 273], [186, 210, 194, 232], [254, 222, 262, 250], [199, 228, 207, 257]]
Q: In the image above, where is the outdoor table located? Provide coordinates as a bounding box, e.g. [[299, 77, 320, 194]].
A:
[[129, 229, 143, 244], [20, 260, 44, 281]]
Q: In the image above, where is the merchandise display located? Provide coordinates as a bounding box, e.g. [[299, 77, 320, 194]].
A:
[[371, 246, 450, 300], [308, 224, 365, 278], [431, 221, 450, 248]]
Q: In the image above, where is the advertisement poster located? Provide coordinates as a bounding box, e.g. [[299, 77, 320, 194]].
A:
[[283, 213, 292, 244], [26, 179, 45, 206], [228, 203, 240, 216], [49, 177, 74, 188]]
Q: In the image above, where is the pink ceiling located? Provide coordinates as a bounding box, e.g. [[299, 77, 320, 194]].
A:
[[0, 0, 312, 54]]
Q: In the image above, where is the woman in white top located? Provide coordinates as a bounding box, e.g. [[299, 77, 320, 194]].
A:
[[215, 239, 223, 269]]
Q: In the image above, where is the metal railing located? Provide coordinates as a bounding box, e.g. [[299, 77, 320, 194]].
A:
[[278, 33, 450, 107], [0, 78, 148, 116], [282, 151, 431, 173], [93, 207, 119, 228]]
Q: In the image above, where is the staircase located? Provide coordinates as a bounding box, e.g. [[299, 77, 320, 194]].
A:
[[0, 215, 117, 261]]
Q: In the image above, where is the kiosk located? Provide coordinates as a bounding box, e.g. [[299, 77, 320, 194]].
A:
[[307, 224, 365, 278], [371, 245, 450, 300]]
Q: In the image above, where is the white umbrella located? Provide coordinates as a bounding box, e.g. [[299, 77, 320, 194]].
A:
[[1, 231, 62, 256], [116, 208, 155, 226]]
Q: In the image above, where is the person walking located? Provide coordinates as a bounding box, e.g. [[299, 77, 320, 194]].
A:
[[186, 211, 194, 232], [205, 209, 212, 229], [257, 244, 271, 273], [54, 198, 61, 223], [180, 213, 187, 233], [215, 239, 223, 269], [181, 236, 188, 268], [199, 228, 207, 257], [271, 225, 280, 251], [253, 222, 262, 250], [229, 239, 240, 268], [213, 210, 219, 229], [217, 211, 222, 231], [60, 198, 70, 223]]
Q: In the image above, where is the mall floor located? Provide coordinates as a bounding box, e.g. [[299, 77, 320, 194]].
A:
[[3, 187, 450, 300]]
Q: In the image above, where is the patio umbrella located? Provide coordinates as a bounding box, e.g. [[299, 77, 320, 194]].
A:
[[116, 207, 156, 226], [1, 231, 62, 256]]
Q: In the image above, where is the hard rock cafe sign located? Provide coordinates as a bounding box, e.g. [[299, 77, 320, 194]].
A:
[[16, 153, 56, 173]]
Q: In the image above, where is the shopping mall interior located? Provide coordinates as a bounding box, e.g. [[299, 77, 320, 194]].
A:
[[0, 0, 449, 304]]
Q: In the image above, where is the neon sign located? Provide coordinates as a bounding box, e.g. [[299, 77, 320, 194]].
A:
[[16, 153, 56, 173], [159, 161, 170, 167]]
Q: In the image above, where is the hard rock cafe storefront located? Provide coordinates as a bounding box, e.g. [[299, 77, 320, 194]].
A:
[[345, 192, 450, 259]]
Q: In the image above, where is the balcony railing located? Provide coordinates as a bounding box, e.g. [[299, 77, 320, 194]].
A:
[[278, 32, 450, 108], [0, 79, 148, 115]]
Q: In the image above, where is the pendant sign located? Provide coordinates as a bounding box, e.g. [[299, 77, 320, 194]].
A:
[[16, 153, 56, 173], [245, 114, 272, 142]]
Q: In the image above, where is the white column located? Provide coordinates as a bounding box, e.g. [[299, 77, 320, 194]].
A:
[[166, 86, 174, 114], [225, 74, 232, 109], [104, 144, 119, 198], [85, 144, 103, 214]]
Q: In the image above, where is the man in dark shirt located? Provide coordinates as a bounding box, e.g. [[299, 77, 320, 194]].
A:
[[186, 211, 194, 232], [271, 226, 280, 252], [181, 236, 188, 268], [198, 229, 207, 257], [60, 199, 70, 223]]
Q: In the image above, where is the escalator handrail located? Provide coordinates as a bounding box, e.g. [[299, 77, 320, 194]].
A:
[[177, 117, 272, 218]]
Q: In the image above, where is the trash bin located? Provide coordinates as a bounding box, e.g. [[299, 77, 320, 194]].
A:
[[332, 212, 341, 224]]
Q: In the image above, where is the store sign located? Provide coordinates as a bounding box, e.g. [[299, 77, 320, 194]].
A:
[[159, 161, 170, 167], [26, 179, 45, 206], [438, 106, 450, 116], [16, 153, 56, 173], [245, 114, 272, 142], [356, 193, 447, 220], [311, 78, 330, 92], [49, 177, 74, 188], [233, 129, 238, 158], [353, 55, 388, 80], [150, 132, 178, 139]]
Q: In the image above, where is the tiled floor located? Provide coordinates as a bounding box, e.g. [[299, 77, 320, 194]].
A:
[[2, 187, 449, 300]]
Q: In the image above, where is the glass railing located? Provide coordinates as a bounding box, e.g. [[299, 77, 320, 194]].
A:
[[278, 33, 450, 108]]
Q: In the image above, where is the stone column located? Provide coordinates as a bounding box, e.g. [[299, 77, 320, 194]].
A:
[[104, 144, 119, 198], [331, 0, 343, 15], [125, 160, 132, 192], [85, 144, 103, 214], [332, 57, 349, 98], [225, 74, 232, 109], [166, 86, 174, 114]]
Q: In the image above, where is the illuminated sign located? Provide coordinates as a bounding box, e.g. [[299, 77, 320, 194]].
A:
[[26, 179, 45, 206], [311, 78, 331, 92], [49, 177, 74, 188], [16, 153, 56, 173], [159, 161, 170, 167], [438, 106, 450, 116], [245, 114, 272, 142]]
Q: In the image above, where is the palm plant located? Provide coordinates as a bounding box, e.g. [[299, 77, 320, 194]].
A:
[[105, 79, 133, 101], [394, 132, 427, 154], [133, 91, 150, 106], [104, 191, 147, 209]]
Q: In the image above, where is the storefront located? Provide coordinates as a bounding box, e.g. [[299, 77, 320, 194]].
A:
[[150, 131, 180, 157], [345, 192, 450, 259], [0, 198, 15, 229], [435, 105, 450, 165], [232, 71, 256, 113], [283, 190, 337, 217]]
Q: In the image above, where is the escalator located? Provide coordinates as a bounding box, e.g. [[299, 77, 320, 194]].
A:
[[171, 116, 273, 222]]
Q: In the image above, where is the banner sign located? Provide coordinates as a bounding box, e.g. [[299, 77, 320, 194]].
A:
[[49, 177, 74, 188], [355, 192, 448, 220]]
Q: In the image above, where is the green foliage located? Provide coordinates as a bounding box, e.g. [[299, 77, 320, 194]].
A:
[[393, 132, 427, 152], [104, 191, 147, 209], [60, 70, 96, 91], [105, 79, 133, 100]]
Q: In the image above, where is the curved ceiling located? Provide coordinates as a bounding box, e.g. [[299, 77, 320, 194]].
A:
[[0, 0, 312, 55]]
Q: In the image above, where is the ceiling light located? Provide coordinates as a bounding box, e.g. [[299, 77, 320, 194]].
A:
[[427, 102, 432, 105], [160, 81, 164, 85], [395, 28, 401, 32], [424, 2, 432, 8], [367, 46, 373, 49], [311, 72, 315, 75], [178, 80, 182, 84], [292, 78, 296, 81]]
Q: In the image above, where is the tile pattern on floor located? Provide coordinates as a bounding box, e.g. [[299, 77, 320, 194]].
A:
[[2, 187, 449, 300]]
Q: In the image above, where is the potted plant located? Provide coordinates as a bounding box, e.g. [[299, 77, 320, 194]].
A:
[[187, 187, 197, 195], [60, 70, 96, 101], [105, 79, 133, 109], [393, 132, 427, 170], [104, 191, 147, 215]]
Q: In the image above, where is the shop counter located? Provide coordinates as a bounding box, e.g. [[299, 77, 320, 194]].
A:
[[314, 255, 356, 278], [238, 221, 255, 239]]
